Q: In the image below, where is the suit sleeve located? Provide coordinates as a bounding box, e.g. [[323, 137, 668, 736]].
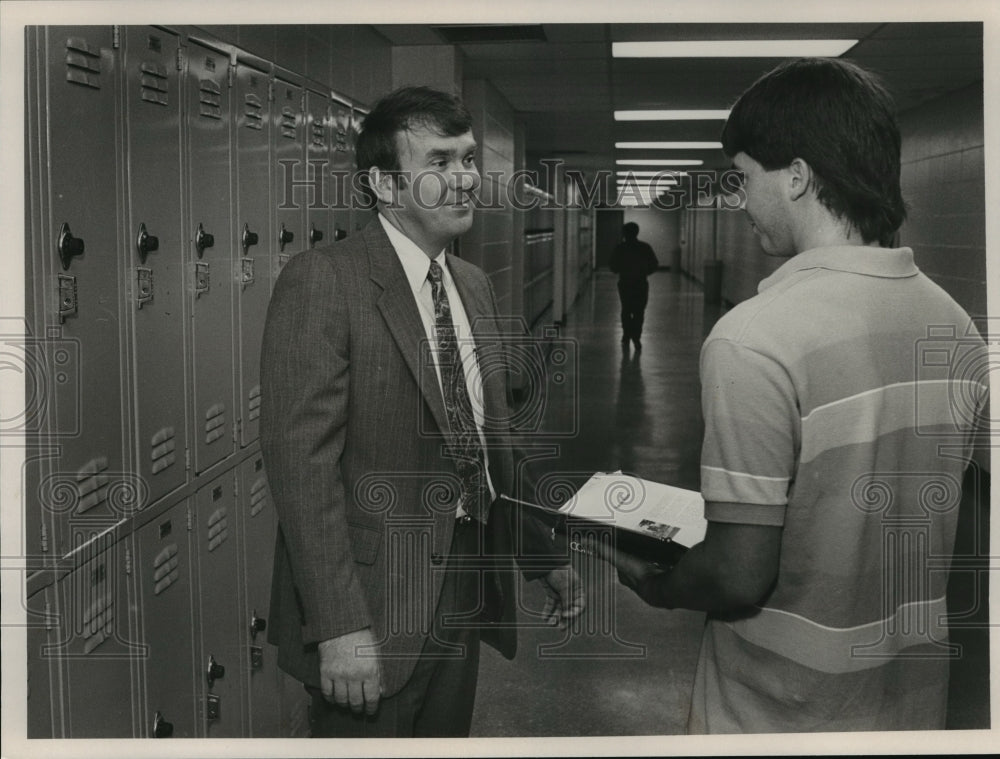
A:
[[644, 242, 659, 275], [260, 251, 371, 645]]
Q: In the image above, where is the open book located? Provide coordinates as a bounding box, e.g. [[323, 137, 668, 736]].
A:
[[506, 471, 708, 566]]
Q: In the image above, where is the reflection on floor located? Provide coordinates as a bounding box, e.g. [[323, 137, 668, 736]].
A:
[[470, 269, 990, 736]]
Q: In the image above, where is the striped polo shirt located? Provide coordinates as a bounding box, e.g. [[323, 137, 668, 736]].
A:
[[692, 245, 988, 733]]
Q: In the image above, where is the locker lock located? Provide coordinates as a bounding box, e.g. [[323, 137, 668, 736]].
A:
[[335, 226, 347, 241], [309, 224, 324, 246], [58, 222, 86, 270], [152, 711, 174, 738], [136, 223, 160, 264], [207, 655, 225, 687], [250, 610, 267, 637], [195, 224, 215, 258], [241, 223, 259, 254], [278, 223, 294, 251]]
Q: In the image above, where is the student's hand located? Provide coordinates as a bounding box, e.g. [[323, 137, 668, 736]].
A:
[[538, 565, 586, 627], [317, 628, 382, 715], [587, 538, 669, 604]]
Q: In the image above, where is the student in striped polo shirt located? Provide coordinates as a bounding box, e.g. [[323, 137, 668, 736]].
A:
[[595, 57, 989, 733]]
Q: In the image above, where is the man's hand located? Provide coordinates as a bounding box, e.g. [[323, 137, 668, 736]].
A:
[[538, 565, 586, 627], [317, 628, 382, 715], [587, 538, 669, 606]]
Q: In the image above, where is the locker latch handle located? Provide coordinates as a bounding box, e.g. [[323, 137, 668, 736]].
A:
[[58, 222, 86, 270], [207, 654, 225, 687], [195, 223, 215, 258], [250, 610, 267, 638], [309, 223, 324, 246], [152, 710, 174, 738], [335, 226, 347, 241], [242, 223, 259, 254], [278, 223, 294, 251], [136, 223, 159, 264]]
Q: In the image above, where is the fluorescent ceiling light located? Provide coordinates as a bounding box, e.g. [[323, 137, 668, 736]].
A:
[[615, 110, 730, 121], [616, 179, 678, 186], [617, 159, 703, 166], [616, 171, 686, 178], [616, 141, 722, 149], [612, 40, 857, 58]]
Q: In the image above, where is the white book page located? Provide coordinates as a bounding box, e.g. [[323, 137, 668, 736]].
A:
[[558, 471, 708, 548]]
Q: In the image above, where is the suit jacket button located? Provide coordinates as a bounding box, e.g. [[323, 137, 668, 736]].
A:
[[430, 552, 443, 565]]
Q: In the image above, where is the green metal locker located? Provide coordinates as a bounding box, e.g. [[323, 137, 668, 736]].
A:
[[193, 469, 247, 737], [349, 106, 373, 234], [238, 454, 280, 736], [26, 584, 58, 738], [329, 95, 353, 242], [122, 26, 188, 508], [134, 501, 197, 738], [234, 56, 272, 448], [183, 34, 236, 474], [272, 70, 306, 279], [304, 85, 331, 251], [27, 26, 129, 559], [53, 530, 142, 737]]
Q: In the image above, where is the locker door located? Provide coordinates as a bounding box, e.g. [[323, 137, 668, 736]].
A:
[[134, 502, 197, 738], [234, 60, 272, 447], [238, 454, 280, 736], [184, 38, 235, 473], [330, 97, 352, 242], [349, 107, 373, 234], [27, 585, 58, 738], [33, 26, 127, 558], [54, 532, 141, 737], [122, 26, 187, 507], [272, 74, 305, 280], [304, 87, 330, 251], [194, 471, 246, 737]]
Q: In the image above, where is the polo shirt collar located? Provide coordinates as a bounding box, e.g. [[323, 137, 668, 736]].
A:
[[758, 245, 918, 293], [378, 213, 447, 292]]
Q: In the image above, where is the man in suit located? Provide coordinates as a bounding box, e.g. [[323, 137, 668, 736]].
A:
[[260, 85, 584, 738]]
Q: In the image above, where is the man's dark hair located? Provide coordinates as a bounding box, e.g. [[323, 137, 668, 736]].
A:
[[622, 222, 640, 240], [355, 86, 473, 204], [721, 57, 905, 246]]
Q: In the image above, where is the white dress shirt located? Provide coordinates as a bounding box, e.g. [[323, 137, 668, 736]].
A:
[[378, 214, 496, 513]]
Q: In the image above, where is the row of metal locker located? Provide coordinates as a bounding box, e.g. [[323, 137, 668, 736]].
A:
[[23, 24, 370, 738], [26, 450, 311, 738], [25, 24, 370, 563]]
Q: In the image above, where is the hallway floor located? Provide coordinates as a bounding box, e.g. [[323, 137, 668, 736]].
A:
[[470, 269, 990, 737], [471, 270, 723, 736]]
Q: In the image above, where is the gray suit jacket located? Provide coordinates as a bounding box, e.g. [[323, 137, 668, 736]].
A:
[[260, 220, 564, 695]]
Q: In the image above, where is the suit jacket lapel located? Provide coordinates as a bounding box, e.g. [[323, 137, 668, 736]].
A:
[[366, 222, 451, 438]]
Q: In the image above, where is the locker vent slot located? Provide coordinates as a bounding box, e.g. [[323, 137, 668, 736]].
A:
[[81, 590, 115, 654], [244, 94, 263, 130], [65, 37, 102, 89], [150, 426, 177, 474], [249, 476, 269, 518], [140, 61, 169, 106], [204, 404, 226, 445], [199, 78, 222, 120], [207, 507, 229, 552], [280, 107, 297, 140], [152, 543, 180, 595], [76, 456, 110, 514], [248, 385, 261, 421], [311, 121, 325, 147]]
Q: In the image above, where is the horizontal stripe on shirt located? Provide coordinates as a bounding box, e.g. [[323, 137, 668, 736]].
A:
[[726, 595, 950, 674]]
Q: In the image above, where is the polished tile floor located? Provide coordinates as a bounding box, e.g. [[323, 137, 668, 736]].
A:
[[470, 269, 990, 736]]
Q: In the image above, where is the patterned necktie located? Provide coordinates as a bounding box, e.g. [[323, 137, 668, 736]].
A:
[[427, 259, 489, 523]]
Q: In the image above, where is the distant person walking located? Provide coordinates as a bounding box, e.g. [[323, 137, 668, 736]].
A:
[[609, 222, 659, 351]]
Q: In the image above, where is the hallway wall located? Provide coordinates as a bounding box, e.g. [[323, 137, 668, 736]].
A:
[[678, 82, 986, 318]]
